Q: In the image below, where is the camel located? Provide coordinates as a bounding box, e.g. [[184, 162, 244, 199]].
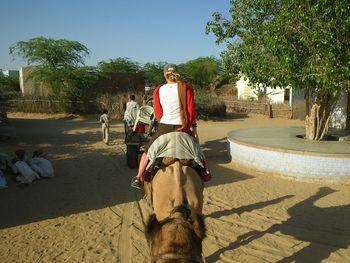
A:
[[145, 160, 206, 263]]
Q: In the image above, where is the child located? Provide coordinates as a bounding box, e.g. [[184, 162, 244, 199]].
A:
[[12, 149, 40, 184], [99, 109, 109, 144], [30, 150, 54, 178]]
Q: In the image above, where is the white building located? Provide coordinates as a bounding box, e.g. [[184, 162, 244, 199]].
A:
[[235, 76, 292, 106], [0, 69, 19, 77], [235, 76, 349, 128]]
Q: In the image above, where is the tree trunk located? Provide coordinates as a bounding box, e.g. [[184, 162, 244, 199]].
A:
[[304, 87, 310, 117], [346, 91, 350, 129], [305, 92, 339, 141]]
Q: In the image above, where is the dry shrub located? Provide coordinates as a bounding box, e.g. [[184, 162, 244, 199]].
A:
[[214, 84, 237, 97], [9, 95, 60, 113], [195, 90, 226, 120]]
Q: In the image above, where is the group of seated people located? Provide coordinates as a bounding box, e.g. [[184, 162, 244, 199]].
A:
[[0, 149, 54, 186]]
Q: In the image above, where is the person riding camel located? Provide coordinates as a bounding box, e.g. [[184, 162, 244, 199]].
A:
[[132, 64, 211, 188]]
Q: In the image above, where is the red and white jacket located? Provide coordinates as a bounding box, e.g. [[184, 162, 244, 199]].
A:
[[153, 82, 197, 132]]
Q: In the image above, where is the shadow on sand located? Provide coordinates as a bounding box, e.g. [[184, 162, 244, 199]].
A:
[[207, 187, 350, 263], [0, 117, 252, 229]]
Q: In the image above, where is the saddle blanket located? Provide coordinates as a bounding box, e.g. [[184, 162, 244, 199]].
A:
[[146, 132, 204, 170]]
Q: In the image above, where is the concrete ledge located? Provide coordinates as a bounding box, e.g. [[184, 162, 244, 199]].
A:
[[227, 128, 350, 182]]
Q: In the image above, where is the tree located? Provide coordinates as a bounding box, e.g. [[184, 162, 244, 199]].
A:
[[10, 37, 89, 68], [178, 57, 222, 90], [0, 75, 19, 121], [142, 62, 166, 86], [97, 57, 140, 73], [207, 0, 350, 140], [36, 66, 98, 112], [10, 37, 95, 112]]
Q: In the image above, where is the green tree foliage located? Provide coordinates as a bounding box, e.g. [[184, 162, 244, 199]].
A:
[[97, 57, 140, 73], [0, 75, 19, 93], [10, 37, 96, 113], [207, 0, 350, 140], [33, 66, 98, 112], [178, 57, 222, 90], [195, 88, 226, 120], [10, 37, 89, 68], [142, 62, 166, 86]]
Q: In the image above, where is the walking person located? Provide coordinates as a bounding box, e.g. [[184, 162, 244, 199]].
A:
[[123, 94, 140, 126], [99, 109, 110, 144]]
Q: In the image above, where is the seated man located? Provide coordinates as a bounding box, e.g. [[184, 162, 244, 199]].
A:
[[30, 150, 54, 178], [12, 149, 40, 184]]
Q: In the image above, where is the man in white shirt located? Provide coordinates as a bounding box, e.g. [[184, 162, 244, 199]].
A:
[[123, 94, 140, 126], [12, 150, 40, 184], [30, 150, 54, 178]]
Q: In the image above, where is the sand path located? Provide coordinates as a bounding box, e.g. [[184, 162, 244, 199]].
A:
[[0, 113, 349, 263]]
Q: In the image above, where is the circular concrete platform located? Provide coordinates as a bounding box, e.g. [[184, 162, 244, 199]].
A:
[[227, 127, 350, 182]]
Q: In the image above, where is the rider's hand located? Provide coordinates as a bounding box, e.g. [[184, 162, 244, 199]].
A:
[[192, 127, 199, 143]]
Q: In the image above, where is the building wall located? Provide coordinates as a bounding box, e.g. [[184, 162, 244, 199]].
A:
[[236, 76, 257, 100], [93, 72, 145, 94], [266, 86, 285, 104], [19, 67, 145, 97], [19, 67, 51, 96], [236, 76, 287, 104], [331, 92, 348, 129], [290, 89, 349, 127]]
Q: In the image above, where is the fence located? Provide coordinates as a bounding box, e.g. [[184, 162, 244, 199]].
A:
[[7, 93, 142, 119], [271, 103, 293, 119], [221, 96, 292, 119], [8, 99, 61, 113], [7, 96, 293, 119]]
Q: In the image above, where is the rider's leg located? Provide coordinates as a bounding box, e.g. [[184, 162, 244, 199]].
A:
[[132, 124, 180, 187], [135, 152, 149, 182]]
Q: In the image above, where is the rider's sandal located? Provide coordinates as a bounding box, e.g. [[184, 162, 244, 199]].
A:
[[203, 170, 212, 182]]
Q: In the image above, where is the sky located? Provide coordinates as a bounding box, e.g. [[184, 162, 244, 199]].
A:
[[0, 0, 231, 70]]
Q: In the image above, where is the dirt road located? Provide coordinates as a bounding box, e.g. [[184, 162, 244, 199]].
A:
[[0, 113, 349, 263]]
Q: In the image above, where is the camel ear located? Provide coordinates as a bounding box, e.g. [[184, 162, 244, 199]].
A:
[[192, 215, 206, 239]]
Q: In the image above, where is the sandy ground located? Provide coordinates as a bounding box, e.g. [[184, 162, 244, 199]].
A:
[[0, 112, 349, 263]]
